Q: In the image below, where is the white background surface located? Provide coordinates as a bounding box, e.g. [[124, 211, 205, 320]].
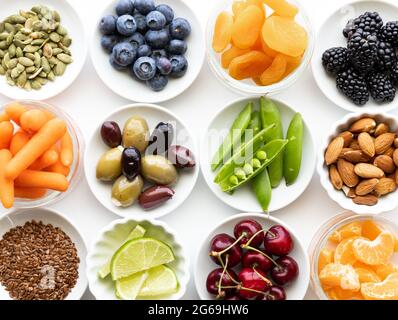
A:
[[1, 0, 398, 300]]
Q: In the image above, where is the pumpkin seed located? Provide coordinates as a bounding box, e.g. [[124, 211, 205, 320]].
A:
[[0, 41, 8, 50], [6, 73, 15, 86], [52, 48, 63, 56], [11, 67, 21, 79], [43, 43, 52, 58], [28, 66, 43, 79], [31, 79, 41, 90], [23, 45, 39, 53], [0, 65, 5, 75], [54, 61, 66, 76], [0, 22, 4, 33], [53, 11, 61, 22], [31, 6, 41, 14], [57, 53, 73, 64], [56, 25, 67, 36], [47, 70, 55, 81], [6, 15, 26, 25], [31, 38, 44, 46], [48, 56, 59, 66], [37, 77, 47, 85], [0, 33, 8, 41], [33, 52, 41, 67], [8, 43, 16, 58], [18, 56, 34, 67], [61, 35, 72, 47], [0, 49, 4, 58], [25, 66, 35, 73], [16, 71, 27, 87], [24, 79, 32, 90], [15, 47, 23, 58], [4, 23, 15, 33], [6, 32, 14, 46], [7, 58, 17, 69], [41, 56, 50, 73], [58, 43, 71, 55]]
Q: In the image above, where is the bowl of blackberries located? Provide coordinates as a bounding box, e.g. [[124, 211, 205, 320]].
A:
[[92, 0, 205, 103], [312, 0, 398, 112]]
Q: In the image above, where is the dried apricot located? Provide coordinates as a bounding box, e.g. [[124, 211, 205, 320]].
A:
[[262, 15, 308, 57], [319, 263, 360, 291], [229, 51, 272, 80], [361, 273, 398, 300], [221, 46, 250, 68], [318, 248, 334, 274], [352, 232, 395, 265], [246, 0, 266, 19], [251, 36, 263, 51], [232, 0, 248, 18], [261, 37, 278, 58], [263, 0, 298, 18], [284, 55, 302, 77], [259, 54, 287, 85], [232, 5, 264, 49], [212, 12, 234, 53]]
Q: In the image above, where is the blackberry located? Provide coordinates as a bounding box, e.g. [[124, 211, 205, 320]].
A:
[[322, 47, 348, 74], [343, 12, 383, 38], [336, 68, 369, 105], [379, 21, 398, 47], [390, 63, 398, 85], [347, 29, 378, 74], [376, 40, 397, 71], [367, 72, 396, 103]]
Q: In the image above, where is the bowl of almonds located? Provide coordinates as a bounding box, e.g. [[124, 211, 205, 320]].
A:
[[318, 113, 398, 214]]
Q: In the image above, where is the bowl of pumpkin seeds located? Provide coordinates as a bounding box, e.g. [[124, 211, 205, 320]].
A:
[[0, 0, 87, 100]]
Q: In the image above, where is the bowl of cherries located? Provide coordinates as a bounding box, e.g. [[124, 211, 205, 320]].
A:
[[194, 213, 310, 300]]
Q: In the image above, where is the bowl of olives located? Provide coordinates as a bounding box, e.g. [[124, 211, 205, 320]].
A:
[[85, 103, 199, 219]]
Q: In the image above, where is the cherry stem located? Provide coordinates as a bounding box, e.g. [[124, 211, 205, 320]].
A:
[[243, 229, 265, 248], [218, 254, 229, 297], [217, 255, 240, 286], [253, 267, 273, 286], [243, 245, 279, 267], [212, 233, 246, 257]]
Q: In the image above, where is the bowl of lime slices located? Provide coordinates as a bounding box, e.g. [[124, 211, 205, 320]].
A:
[[86, 218, 189, 300]]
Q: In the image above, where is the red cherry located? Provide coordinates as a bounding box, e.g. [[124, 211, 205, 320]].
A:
[[242, 250, 273, 273], [234, 219, 264, 247], [264, 225, 293, 256], [209, 233, 242, 267], [238, 267, 270, 300], [224, 294, 241, 300], [206, 268, 238, 298], [257, 286, 286, 300], [270, 256, 299, 286]]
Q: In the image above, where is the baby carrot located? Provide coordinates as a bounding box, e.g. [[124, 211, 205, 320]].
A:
[[14, 187, 47, 199], [9, 131, 30, 155], [29, 149, 59, 170], [0, 111, 10, 123], [5, 118, 66, 180], [0, 121, 15, 149], [46, 160, 70, 177], [20, 109, 49, 133], [15, 170, 69, 192], [0, 150, 14, 208], [5, 102, 26, 125], [60, 131, 73, 167]]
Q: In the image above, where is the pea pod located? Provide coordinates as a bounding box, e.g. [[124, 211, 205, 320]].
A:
[[218, 139, 288, 192], [211, 102, 252, 171], [284, 112, 303, 185], [252, 167, 272, 212], [214, 124, 275, 183], [245, 111, 262, 140], [260, 97, 284, 188]]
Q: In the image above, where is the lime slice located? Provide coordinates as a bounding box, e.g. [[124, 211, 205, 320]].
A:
[[116, 271, 148, 300], [98, 225, 146, 279], [138, 265, 178, 297], [111, 238, 175, 280]]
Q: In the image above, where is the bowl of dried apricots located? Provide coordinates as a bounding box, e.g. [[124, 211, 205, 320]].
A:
[[207, 0, 315, 95], [309, 212, 398, 300]]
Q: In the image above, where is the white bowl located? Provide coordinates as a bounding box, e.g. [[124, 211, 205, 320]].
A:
[[0, 0, 87, 100], [0, 208, 88, 300], [194, 212, 310, 300], [90, 0, 205, 103], [200, 97, 316, 213], [86, 218, 189, 300], [317, 112, 398, 215], [312, 0, 398, 112], [85, 103, 199, 219]]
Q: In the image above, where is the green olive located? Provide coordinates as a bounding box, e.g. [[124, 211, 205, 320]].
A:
[[96, 147, 123, 181], [111, 175, 143, 207], [141, 155, 178, 185], [122, 115, 149, 152]]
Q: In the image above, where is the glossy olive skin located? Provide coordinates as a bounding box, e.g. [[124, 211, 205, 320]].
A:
[[168, 145, 195, 168], [111, 175, 144, 207], [96, 147, 123, 181], [147, 122, 174, 155], [122, 115, 149, 152], [139, 185, 175, 209], [122, 147, 141, 181], [101, 121, 122, 148], [141, 155, 178, 185]]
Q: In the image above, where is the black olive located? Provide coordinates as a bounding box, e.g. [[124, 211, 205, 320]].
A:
[[147, 122, 174, 155], [101, 121, 122, 148], [122, 147, 141, 181]]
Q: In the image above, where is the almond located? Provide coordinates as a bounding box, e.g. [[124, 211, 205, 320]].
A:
[[374, 123, 389, 137], [349, 140, 361, 150], [394, 137, 398, 148], [358, 132, 375, 157], [393, 149, 398, 167], [375, 132, 395, 154], [339, 131, 353, 147], [349, 118, 376, 133], [353, 195, 378, 206], [355, 178, 379, 196], [342, 185, 356, 198], [325, 136, 344, 165], [329, 165, 343, 190], [337, 159, 359, 187], [339, 147, 354, 158], [354, 163, 384, 179], [374, 177, 397, 196], [383, 146, 395, 158], [374, 155, 395, 173], [342, 150, 371, 163]]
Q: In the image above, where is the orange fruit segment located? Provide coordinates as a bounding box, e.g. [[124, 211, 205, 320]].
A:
[[373, 263, 398, 280], [221, 46, 250, 68], [260, 54, 287, 85], [262, 15, 308, 57], [329, 221, 362, 243], [318, 248, 334, 274], [361, 220, 382, 240], [352, 232, 395, 266], [232, 5, 264, 49], [334, 238, 358, 265], [326, 287, 364, 300], [263, 0, 298, 18], [213, 12, 234, 53], [229, 51, 272, 80], [361, 273, 398, 300], [319, 263, 360, 291], [355, 267, 381, 283]]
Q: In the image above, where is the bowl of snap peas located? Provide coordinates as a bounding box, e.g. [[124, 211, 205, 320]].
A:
[[200, 96, 316, 213]]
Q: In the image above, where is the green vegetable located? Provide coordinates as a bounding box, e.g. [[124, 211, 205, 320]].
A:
[[211, 102, 252, 171], [260, 97, 284, 188], [284, 112, 303, 185], [244, 111, 262, 140], [253, 168, 272, 212]]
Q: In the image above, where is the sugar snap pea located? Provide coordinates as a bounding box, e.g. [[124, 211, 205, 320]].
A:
[[211, 102, 252, 171], [283, 112, 303, 185], [246, 110, 262, 138], [253, 167, 272, 212]]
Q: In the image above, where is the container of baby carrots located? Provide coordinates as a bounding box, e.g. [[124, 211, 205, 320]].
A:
[[0, 100, 84, 212]]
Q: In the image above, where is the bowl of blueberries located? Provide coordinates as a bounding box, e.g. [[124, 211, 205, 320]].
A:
[[91, 0, 205, 103]]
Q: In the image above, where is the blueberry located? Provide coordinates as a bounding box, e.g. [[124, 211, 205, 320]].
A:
[[151, 49, 168, 61], [123, 32, 145, 50], [170, 55, 188, 78], [167, 39, 187, 55], [135, 0, 155, 15], [137, 44, 152, 57], [134, 13, 147, 33], [101, 35, 119, 52], [116, 15, 137, 36], [147, 73, 168, 91], [110, 55, 127, 70], [112, 42, 136, 66], [99, 15, 117, 35], [156, 57, 172, 75], [133, 57, 157, 80], [145, 11, 167, 31], [145, 29, 170, 49], [115, 0, 134, 16], [156, 4, 174, 24], [169, 18, 191, 40]]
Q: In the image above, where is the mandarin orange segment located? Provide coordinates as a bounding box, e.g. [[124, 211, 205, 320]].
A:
[[221, 46, 250, 68], [318, 248, 334, 274], [373, 263, 398, 280], [229, 50, 272, 80], [352, 232, 395, 266], [326, 287, 364, 300], [262, 15, 308, 57], [212, 12, 234, 53], [355, 267, 381, 283], [259, 54, 287, 85], [334, 238, 358, 265], [232, 0, 248, 18], [329, 222, 362, 243], [361, 273, 398, 300], [284, 55, 302, 77], [263, 0, 298, 18], [232, 5, 264, 49], [361, 220, 382, 240], [319, 263, 360, 291]]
